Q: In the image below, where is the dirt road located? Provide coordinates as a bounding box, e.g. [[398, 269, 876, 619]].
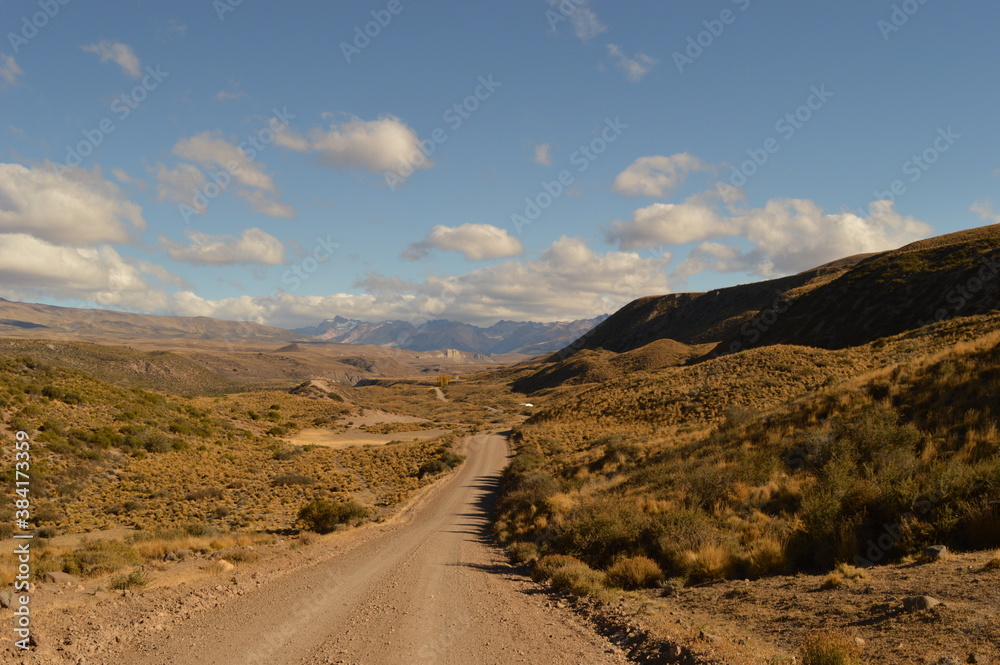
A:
[[106, 434, 626, 665]]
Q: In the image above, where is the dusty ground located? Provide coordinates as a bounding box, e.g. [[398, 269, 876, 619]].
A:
[[288, 427, 450, 448], [5, 435, 628, 664], [564, 549, 1000, 664]]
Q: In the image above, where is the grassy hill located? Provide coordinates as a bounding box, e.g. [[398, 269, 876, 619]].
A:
[[504, 224, 1000, 397], [490, 225, 1000, 602], [711, 225, 1000, 354], [496, 313, 1000, 587]]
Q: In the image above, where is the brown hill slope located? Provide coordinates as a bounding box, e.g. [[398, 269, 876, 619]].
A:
[[0, 299, 300, 343], [710, 223, 1000, 354], [550, 255, 868, 357]]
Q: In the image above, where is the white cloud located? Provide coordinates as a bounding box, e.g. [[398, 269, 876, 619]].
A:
[[971, 200, 999, 223], [172, 132, 275, 191], [548, 0, 607, 41], [152, 162, 207, 206], [167, 237, 669, 328], [623, 197, 934, 280], [82, 40, 141, 78], [607, 200, 735, 248], [0, 54, 23, 86], [0, 233, 165, 310], [735, 198, 931, 276], [0, 163, 145, 245], [534, 143, 552, 166], [237, 189, 295, 219], [606, 44, 656, 82], [404, 224, 524, 261], [112, 167, 146, 190], [613, 154, 709, 197], [275, 115, 428, 173], [160, 227, 286, 266], [155, 133, 294, 218], [671, 241, 747, 279]]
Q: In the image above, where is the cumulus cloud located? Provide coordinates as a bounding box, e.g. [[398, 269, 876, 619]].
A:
[[152, 133, 293, 218], [152, 162, 207, 206], [607, 200, 735, 248], [613, 154, 709, 197], [0, 163, 145, 245], [172, 132, 275, 191], [82, 40, 141, 78], [0, 233, 165, 310], [971, 200, 999, 223], [403, 224, 524, 261], [534, 143, 552, 166], [548, 0, 607, 41], [275, 115, 427, 173], [0, 54, 22, 86], [160, 227, 286, 266], [237, 190, 295, 219], [606, 44, 656, 82], [615, 196, 933, 279], [167, 237, 669, 328]]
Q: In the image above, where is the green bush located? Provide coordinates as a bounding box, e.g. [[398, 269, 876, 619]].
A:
[[507, 541, 540, 565], [418, 459, 451, 478], [531, 554, 584, 582], [553, 497, 652, 568], [109, 569, 148, 590], [297, 499, 370, 533]]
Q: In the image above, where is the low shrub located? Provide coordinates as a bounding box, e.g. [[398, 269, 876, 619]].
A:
[[507, 541, 539, 565], [531, 554, 583, 583], [271, 474, 317, 486], [606, 555, 664, 590], [62, 540, 140, 577], [109, 569, 148, 590], [800, 631, 862, 665], [297, 499, 370, 534], [418, 459, 451, 478]]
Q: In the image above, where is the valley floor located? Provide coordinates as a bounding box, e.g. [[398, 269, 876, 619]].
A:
[[7, 435, 628, 665]]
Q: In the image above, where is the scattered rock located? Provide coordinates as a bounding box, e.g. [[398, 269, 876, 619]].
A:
[[0, 591, 14, 608], [969, 655, 989, 664], [216, 559, 236, 573], [854, 637, 866, 647], [902, 595, 943, 612], [698, 630, 722, 644], [936, 658, 961, 665], [43, 571, 80, 586], [924, 545, 949, 561]]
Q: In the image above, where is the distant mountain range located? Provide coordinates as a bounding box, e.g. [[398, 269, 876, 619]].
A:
[[0, 298, 299, 343], [293, 315, 609, 356]]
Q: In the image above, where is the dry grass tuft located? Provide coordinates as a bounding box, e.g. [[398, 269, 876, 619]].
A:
[[800, 631, 862, 665], [606, 555, 664, 589]]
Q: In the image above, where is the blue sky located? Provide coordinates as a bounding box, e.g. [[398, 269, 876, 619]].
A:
[[1, 0, 997, 328]]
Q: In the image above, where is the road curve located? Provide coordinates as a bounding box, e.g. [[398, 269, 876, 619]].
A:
[[110, 434, 626, 665]]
